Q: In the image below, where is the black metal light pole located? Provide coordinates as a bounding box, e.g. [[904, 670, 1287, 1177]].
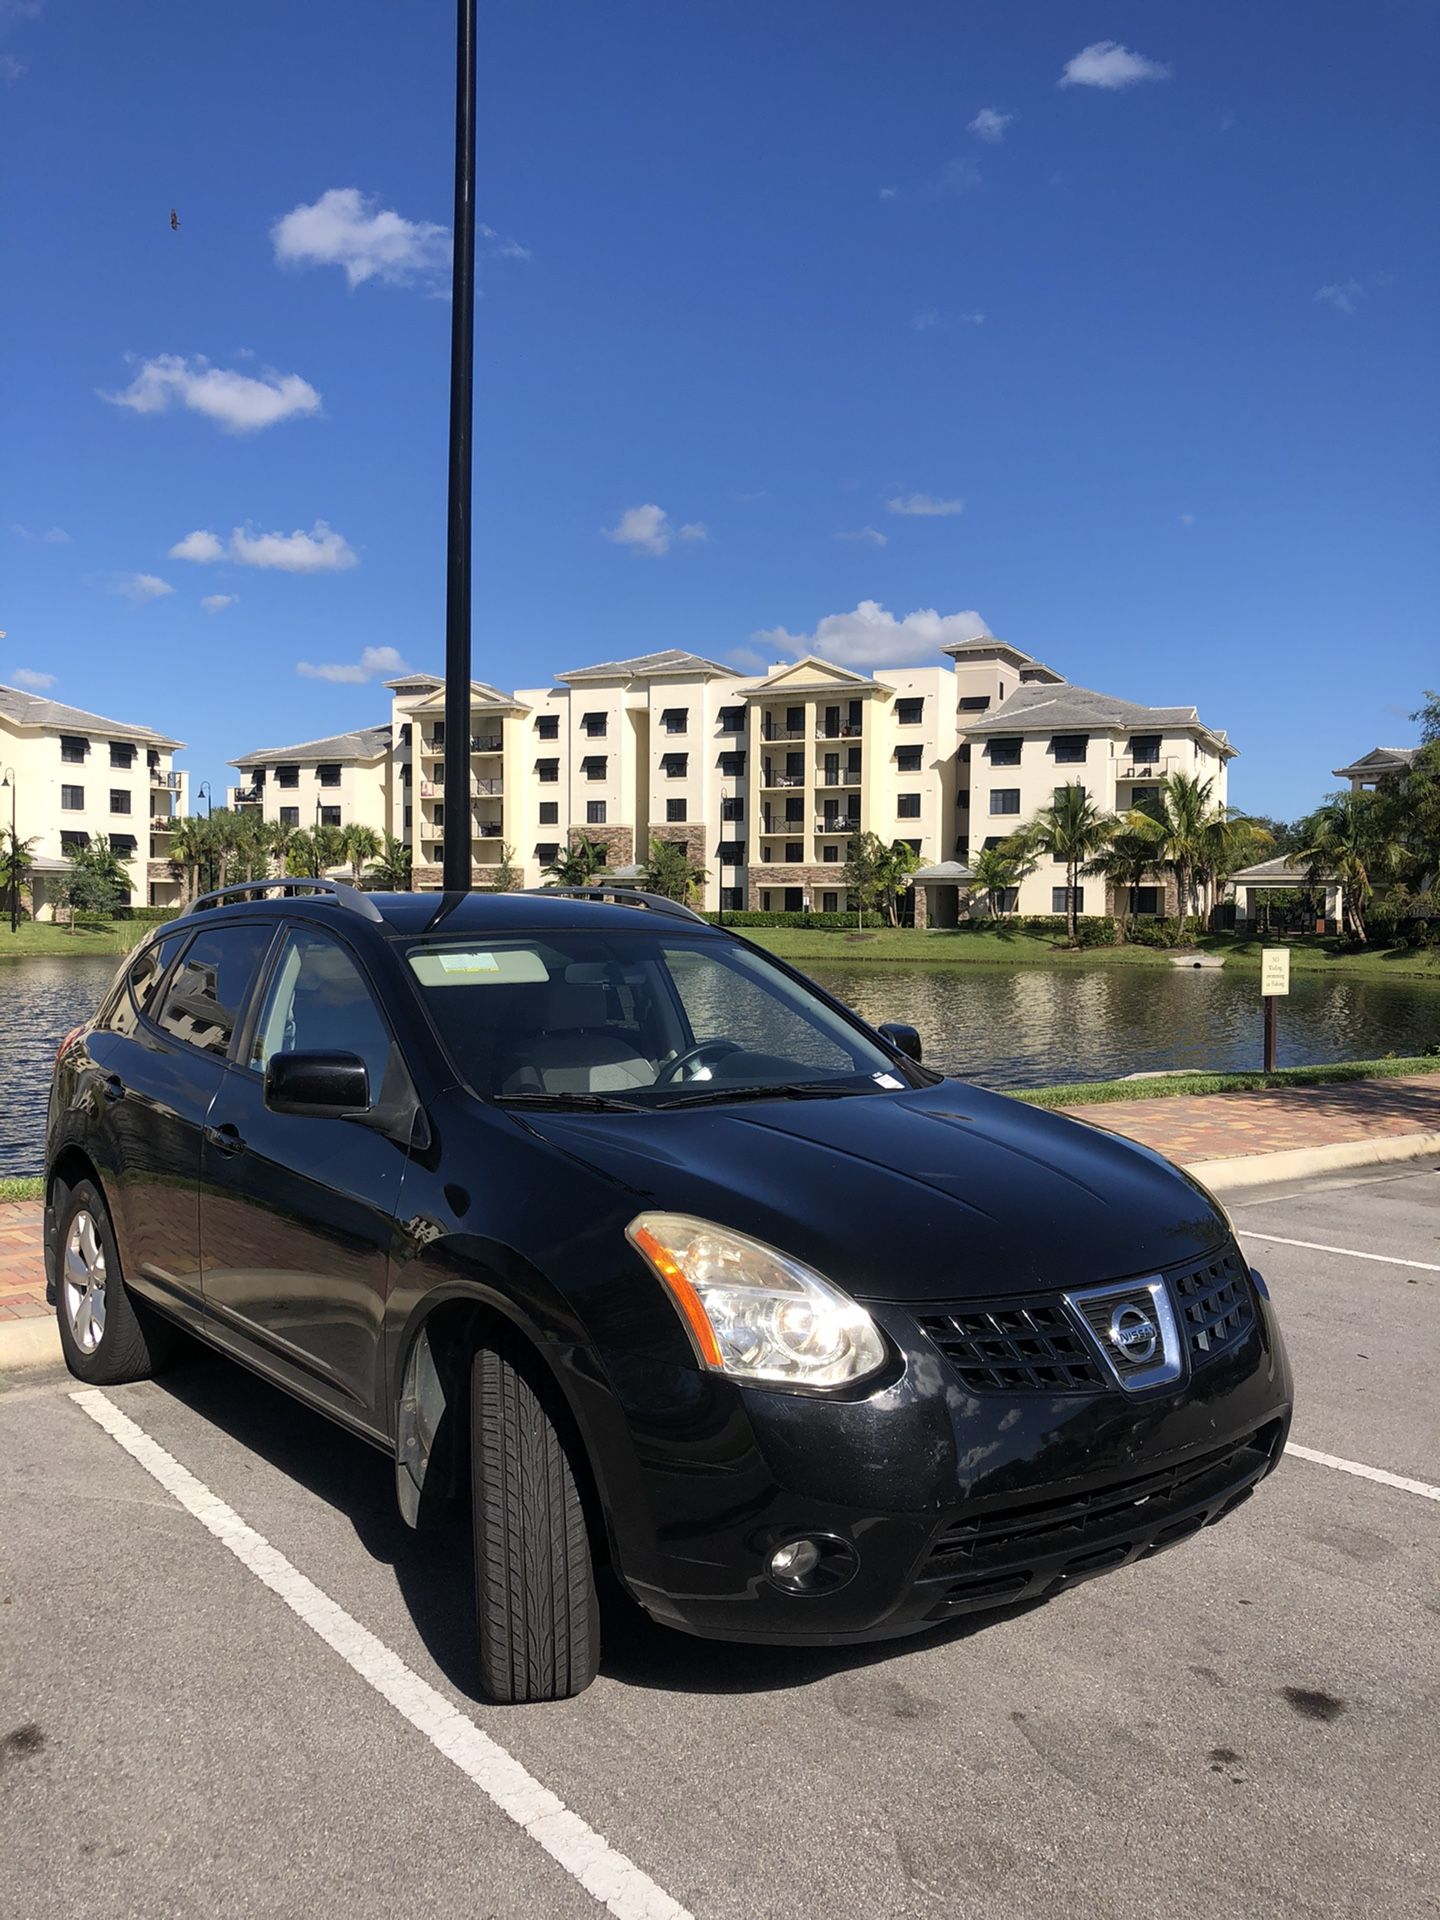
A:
[[442, 0, 478, 894], [1, 767, 17, 933], [198, 779, 214, 893]]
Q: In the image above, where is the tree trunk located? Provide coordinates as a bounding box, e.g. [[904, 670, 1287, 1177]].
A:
[[1067, 859, 1078, 945]]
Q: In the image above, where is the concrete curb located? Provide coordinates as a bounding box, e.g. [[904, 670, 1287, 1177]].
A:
[[1187, 1130, 1440, 1194], [0, 1315, 62, 1375]]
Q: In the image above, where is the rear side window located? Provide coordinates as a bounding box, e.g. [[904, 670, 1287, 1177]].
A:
[[155, 922, 275, 1057], [106, 931, 187, 1036]]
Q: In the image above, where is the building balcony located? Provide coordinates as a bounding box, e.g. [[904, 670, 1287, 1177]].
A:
[[474, 822, 503, 839], [760, 769, 806, 789], [1118, 758, 1177, 782], [470, 734, 503, 754], [760, 722, 807, 741], [760, 816, 804, 835], [817, 770, 861, 787], [420, 777, 503, 799], [815, 723, 861, 739], [150, 770, 183, 791], [815, 817, 860, 835], [474, 777, 504, 796]]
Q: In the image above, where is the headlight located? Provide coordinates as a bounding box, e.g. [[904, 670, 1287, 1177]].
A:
[[626, 1211, 887, 1390]]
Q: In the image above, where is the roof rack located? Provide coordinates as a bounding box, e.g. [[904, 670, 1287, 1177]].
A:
[[180, 876, 385, 923], [521, 884, 708, 925]]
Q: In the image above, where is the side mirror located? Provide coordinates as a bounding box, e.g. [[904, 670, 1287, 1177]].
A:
[[264, 1050, 371, 1118], [878, 1021, 922, 1063]]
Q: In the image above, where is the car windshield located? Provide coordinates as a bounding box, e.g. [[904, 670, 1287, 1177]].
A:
[[403, 928, 912, 1109]]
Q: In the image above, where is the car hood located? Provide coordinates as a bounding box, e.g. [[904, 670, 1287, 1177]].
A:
[[517, 1082, 1231, 1305]]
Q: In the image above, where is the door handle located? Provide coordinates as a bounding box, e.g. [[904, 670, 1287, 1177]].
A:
[[102, 1075, 125, 1104], [204, 1122, 245, 1157]]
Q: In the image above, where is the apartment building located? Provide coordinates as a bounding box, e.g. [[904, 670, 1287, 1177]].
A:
[[226, 635, 1232, 920], [1332, 745, 1418, 792], [0, 682, 188, 916]]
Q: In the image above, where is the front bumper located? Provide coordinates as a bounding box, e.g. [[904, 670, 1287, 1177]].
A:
[[586, 1281, 1293, 1645]]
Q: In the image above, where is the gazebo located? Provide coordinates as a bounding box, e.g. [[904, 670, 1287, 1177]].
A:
[[1226, 855, 1342, 935], [909, 859, 975, 929]]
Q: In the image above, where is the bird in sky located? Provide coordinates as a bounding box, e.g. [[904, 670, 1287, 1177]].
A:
[[169, 208, 180, 232]]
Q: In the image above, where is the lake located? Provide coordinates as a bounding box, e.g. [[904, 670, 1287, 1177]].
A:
[[1, 951, 1437, 1175]]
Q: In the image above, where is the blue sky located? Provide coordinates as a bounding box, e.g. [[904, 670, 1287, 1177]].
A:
[[3, 0, 1436, 816]]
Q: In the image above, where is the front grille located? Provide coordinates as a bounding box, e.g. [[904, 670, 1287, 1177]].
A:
[[1171, 1247, 1254, 1362], [917, 1302, 1103, 1393]]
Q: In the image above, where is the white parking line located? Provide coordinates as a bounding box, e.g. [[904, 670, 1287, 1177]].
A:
[[1285, 1442, 1440, 1504], [1240, 1230, 1440, 1273], [71, 1388, 692, 1920]]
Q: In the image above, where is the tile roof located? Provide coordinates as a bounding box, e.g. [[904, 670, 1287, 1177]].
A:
[[1331, 746, 1419, 778], [0, 681, 184, 749], [230, 723, 392, 768], [556, 649, 739, 683], [961, 681, 1232, 750]]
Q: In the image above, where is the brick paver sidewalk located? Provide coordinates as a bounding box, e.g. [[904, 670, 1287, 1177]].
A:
[[1062, 1072, 1440, 1165], [4, 1075, 1438, 1330]]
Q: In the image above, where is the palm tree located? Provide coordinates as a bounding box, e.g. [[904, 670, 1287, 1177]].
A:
[[1295, 791, 1404, 943], [967, 839, 1037, 918], [266, 819, 300, 879], [205, 808, 245, 889], [0, 829, 38, 928], [311, 823, 347, 873], [1195, 812, 1273, 923], [1084, 815, 1165, 939], [543, 834, 606, 886], [230, 809, 271, 882], [365, 831, 413, 891], [1019, 785, 1116, 946], [641, 836, 709, 904], [166, 815, 211, 904], [340, 823, 382, 883], [1144, 773, 1214, 940]]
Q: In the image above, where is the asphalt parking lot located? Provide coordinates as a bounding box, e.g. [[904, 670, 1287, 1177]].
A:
[[2, 1162, 1437, 1920]]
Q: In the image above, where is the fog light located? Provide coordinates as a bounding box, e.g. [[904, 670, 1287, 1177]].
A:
[[769, 1538, 822, 1584]]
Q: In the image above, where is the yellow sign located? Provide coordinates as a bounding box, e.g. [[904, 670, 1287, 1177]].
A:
[[1261, 948, 1291, 997]]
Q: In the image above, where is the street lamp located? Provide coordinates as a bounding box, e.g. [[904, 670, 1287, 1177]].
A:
[[0, 766, 17, 933], [197, 780, 215, 894]]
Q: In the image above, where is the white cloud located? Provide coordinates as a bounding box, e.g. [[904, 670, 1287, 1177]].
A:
[[878, 186, 900, 201], [169, 528, 225, 563], [887, 492, 965, 517], [1316, 280, 1367, 315], [10, 523, 70, 543], [1, 53, 25, 81], [603, 503, 680, 556], [200, 594, 237, 613], [272, 187, 451, 290], [1060, 42, 1171, 90], [102, 354, 321, 433], [968, 107, 1012, 143], [10, 667, 55, 690], [754, 601, 991, 670], [113, 572, 174, 604], [911, 306, 940, 332], [835, 526, 888, 548], [678, 522, 708, 543], [931, 157, 982, 196], [230, 521, 358, 573], [910, 307, 984, 332], [296, 644, 407, 684]]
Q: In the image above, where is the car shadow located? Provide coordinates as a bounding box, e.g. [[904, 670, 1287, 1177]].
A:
[[153, 1351, 1047, 1704]]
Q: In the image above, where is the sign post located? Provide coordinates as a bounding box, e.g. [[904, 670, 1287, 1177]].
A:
[[1260, 946, 1290, 1073]]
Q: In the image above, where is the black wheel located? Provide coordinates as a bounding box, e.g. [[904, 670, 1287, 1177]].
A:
[[470, 1329, 600, 1703], [55, 1179, 174, 1385]]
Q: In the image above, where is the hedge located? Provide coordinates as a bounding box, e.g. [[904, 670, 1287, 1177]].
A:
[[700, 910, 867, 929]]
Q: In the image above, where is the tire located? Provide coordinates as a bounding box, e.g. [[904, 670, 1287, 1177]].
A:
[[470, 1329, 600, 1703], [55, 1179, 174, 1385]]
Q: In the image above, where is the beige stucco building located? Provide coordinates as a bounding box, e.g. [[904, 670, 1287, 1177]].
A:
[[1, 682, 188, 917], [228, 725, 393, 837]]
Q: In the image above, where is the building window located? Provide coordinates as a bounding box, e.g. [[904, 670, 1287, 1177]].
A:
[[822, 844, 840, 863], [719, 750, 745, 777], [896, 698, 923, 726], [719, 840, 744, 865], [1128, 735, 1162, 766], [958, 696, 990, 713], [430, 722, 446, 748], [720, 887, 743, 912], [784, 797, 803, 822], [990, 789, 1021, 815], [900, 838, 921, 856], [432, 805, 445, 829], [538, 801, 559, 825], [433, 762, 446, 784], [536, 713, 559, 740], [1054, 785, 1087, 806], [761, 891, 772, 911], [536, 758, 559, 783], [660, 708, 688, 735], [1129, 886, 1161, 916], [109, 834, 137, 857], [581, 755, 606, 780], [536, 843, 560, 864], [1131, 785, 1159, 810], [586, 800, 607, 825], [993, 887, 1019, 913], [1052, 886, 1085, 914], [660, 752, 688, 778], [722, 794, 744, 821], [897, 793, 921, 819], [277, 765, 299, 789], [957, 791, 969, 808], [60, 735, 89, 764], [397, 723, 411, 747], [785, 841, 803, 862], [60, 830, 89, 853], [785, 707, 803, 735], [822, 892, 839, 914], [108, 789, 132, 814], [400, 763, 412, 786], [988, 739, 1022, 767], [982, 836, 1007, 850], [784, 888, 804, 912], [279, 807, 300, 828], [1051, 734, 1088, 764], [61, 784, 84, 811], [896, 745, 923, 772], [317, 764, 341, 788], [403, 807, 413, 833], [718, 706, 744, 733], [581, 712, 607, 739], [319, 806, 342, 829], [109, 743, 136, 769], [666, 798, 687, 823]]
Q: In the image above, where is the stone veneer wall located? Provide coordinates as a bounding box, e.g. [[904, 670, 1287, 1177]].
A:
[[570, 822, 635, 868]]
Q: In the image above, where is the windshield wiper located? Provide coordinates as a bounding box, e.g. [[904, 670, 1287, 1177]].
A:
[[654, 1080, 877, 1111], [494, 1090, 646, 1113]]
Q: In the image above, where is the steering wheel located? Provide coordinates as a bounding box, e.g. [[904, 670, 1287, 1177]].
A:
[[654, 1038, 745, 1087]]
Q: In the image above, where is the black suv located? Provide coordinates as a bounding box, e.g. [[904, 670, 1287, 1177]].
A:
[[46, 880, 1292, 1701]]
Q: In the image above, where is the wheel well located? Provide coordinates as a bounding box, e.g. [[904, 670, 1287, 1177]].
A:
[[47, 1146, 102, 1223], [407, 1298, 611, 1566]]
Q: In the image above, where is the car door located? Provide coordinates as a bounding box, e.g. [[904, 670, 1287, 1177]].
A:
[[85, 920, 276, 1314], [198, 923, 410, 1432]]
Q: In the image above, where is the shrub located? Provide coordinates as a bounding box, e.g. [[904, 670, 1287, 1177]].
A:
[[700, 910, 859, 929], [1125, 918, 1173, 947]]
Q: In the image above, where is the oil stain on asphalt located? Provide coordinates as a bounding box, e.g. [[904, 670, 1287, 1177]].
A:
[[1280, 1687, 1347, 1723], [1, 1722, 46, 1766]]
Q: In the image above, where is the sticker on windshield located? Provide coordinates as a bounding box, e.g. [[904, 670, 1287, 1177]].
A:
[[872, 1072, 904, 1089]]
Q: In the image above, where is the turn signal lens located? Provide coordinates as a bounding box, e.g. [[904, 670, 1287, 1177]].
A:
[[627, 1211, 886, 1390], [55, 1025, 84, 1065]]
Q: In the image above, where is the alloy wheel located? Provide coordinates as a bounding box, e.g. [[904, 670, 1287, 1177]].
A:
[[63, 1209, 108, 1354]]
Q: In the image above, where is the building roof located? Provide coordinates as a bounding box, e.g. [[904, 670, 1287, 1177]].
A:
[[0, 681, 184, 750], [743, 654, 886, 697], [230, 723, 392, 769], [406, 679, 531, 715], [1229, 855, 1336, 886], [911, 859, 975, 883], [1330, 745, 1418, 779], [557, 649, 739, 684], [383, 671, 444, 693], [961, 681, 1235, 756]]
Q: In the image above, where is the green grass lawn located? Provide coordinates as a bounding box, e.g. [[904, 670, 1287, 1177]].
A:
[[0, 1176, 43, 1202], [0, 918, 145, 960], [741, 924, 1440, 980], [1013, 1055, 1440, 1109]]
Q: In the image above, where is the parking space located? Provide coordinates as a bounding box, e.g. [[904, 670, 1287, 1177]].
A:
[[3, 1165, 1437, 1920]]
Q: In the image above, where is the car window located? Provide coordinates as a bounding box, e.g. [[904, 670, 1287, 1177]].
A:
[[662, 945, 857, 1075], [105, 931, 187, 1037], [251, 927, 393, 1096], [154, 922, 275, 1057]]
